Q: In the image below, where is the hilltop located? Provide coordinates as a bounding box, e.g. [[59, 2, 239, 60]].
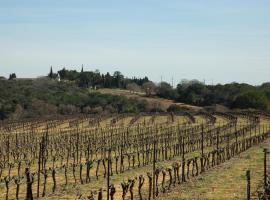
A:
[[1, 67, 270, 120]]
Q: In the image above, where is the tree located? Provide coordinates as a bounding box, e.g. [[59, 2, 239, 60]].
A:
[[58, 68, 67, 79], [81, 65, 84, 73], [78, 72, 91, 88], [156, 82, 178, 100], [8, 73, 16, 80], [48, 66, 58, 79], [113, 71, 124, 88], [49, 66, 53, 78], [142, 81, 156, 96], [126, 83, 141, 93], [104, 72, 112, 88], [231, 92, 269, 110], [176, 80, 208, 105], [58, 68, 80, 81]]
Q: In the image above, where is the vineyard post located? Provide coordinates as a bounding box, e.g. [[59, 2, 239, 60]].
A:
[[182, 135, 185, 161], [7, 135, 10, 164], [153, 140, 156, 199], [25, 168, 33, 200], [120, 143, 123, 173], [246, 170, 250, 200], [216, 129, 220, 164], [107, 148, 111, 200], [201, 125, 204, 156], [37, 139, 42, 198], [249, 122, 252, 140], [201, 125, 204, 173], [227, 125, 230, 148], [255, 124, 257, 137], [263, 148, 269, 187], [76, 124, 79, 164], [235, 124, 238, 153], [181, 135, 186, 182]]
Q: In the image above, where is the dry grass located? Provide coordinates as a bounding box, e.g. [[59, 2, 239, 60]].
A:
[[158, 137, 270, 200], [96, 88, 202, 111], [1, 114, 268, 200]]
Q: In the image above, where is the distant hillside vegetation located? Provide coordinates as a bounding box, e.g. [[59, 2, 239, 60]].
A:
[[0, 78, 153, 120], [1, 68, 270, 120]]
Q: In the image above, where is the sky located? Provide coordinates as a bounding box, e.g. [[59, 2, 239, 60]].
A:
[[0, 0, 270, 85]]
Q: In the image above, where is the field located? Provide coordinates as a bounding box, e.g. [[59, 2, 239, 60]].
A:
[[95, 88, 202, 112], [0, 111, 270, 200]]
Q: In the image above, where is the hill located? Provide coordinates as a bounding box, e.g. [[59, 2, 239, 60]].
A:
[[96, 88, 202, 112], [2, 67, 270, 120]]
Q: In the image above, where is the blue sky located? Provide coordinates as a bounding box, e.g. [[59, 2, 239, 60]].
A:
[[1, 0, 270, 85]]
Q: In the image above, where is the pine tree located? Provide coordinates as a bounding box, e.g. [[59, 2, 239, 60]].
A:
[[8, 73, 16, 80], [81, 65, 84, 73], [49, 66, 53, 78]]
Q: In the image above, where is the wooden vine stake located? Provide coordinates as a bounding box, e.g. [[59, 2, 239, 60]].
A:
[[107, 148, 111, 200], [246, 170, 250, 200], [152, 140, 156, 199]]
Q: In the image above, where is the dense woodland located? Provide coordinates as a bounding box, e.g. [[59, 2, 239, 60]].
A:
[[0, 78, 150, 120], [1, 67, 270, 120]]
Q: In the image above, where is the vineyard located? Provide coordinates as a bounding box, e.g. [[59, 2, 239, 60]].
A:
[[0, 111, 270, 200]]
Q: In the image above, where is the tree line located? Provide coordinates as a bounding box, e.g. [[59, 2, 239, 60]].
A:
[[1, 67, 270, 120], [49, 66, 149, 89], [155, 80, 270, 111], [49, 67, 270, 111], [0, 77, 157, 120]]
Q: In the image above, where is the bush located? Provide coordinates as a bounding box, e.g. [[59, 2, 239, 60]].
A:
[[82, 106, 92, 114], [59, 104, 80, 115], [91, 106, 103, 114], [104, 105, 117, 113], [231, 92, 269, 110], [150, 108, 164, 112]]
